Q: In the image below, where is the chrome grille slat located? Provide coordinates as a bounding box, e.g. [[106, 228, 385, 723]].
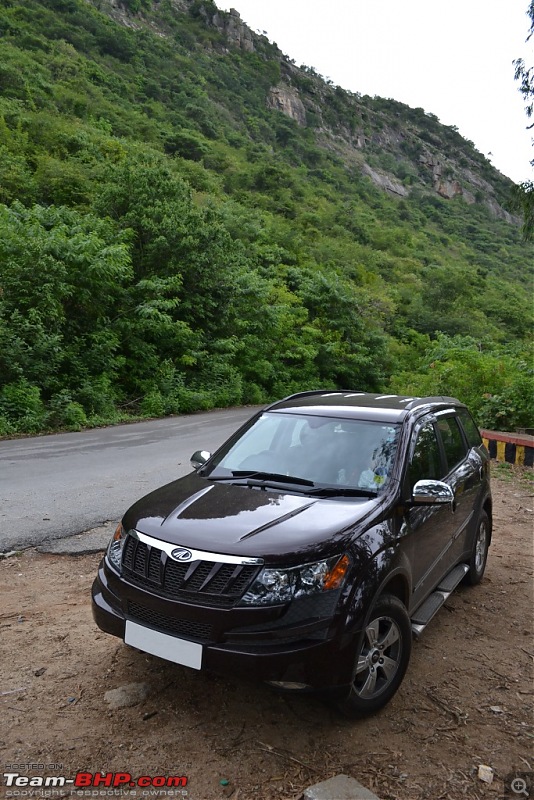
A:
[[121, 537, 259, 608]]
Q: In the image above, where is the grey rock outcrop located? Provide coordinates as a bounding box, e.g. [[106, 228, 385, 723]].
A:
[[361, 164, 409, 197], [267, 85, 307, 126], [212, 7, 254, 52]]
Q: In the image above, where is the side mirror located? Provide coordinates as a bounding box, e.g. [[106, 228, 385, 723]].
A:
[[412, 479, 454, 505], [190, 450, 211, 471]]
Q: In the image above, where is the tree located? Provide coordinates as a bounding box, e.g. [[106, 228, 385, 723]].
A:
[[512, 2, 534, 239], [0, 202, 132, 431]]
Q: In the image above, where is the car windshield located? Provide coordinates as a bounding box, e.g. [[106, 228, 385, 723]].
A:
[[206, 412, 400, 494]]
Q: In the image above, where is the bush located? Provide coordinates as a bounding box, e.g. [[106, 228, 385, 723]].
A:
[[0, 416, 16, 437], [48, 390, 88, 430], [242, 382, 266, 405], [478, 369, 534, 430], [174, 388, 213, 413], [389, 335, 534, 431], [76, 375, 118, 418], [0, 380, 47, 433], [141, 389, 166, 418]]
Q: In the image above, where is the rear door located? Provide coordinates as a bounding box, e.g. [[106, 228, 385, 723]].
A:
[[436, 410, 486, 563]]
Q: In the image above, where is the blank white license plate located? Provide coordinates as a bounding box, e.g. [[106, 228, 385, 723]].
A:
[[125, 620, 203, 670]]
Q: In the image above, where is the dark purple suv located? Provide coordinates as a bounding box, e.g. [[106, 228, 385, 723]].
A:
[[92, 391, 491, 715]]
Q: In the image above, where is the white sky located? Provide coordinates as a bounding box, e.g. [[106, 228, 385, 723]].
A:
[[217, 0, 533, 184]]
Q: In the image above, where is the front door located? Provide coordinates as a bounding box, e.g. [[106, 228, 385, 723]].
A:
[[404, 420, 457, 609]]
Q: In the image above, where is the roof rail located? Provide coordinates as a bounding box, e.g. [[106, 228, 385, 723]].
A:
[[275, 389, 347, 404], [405, 395, 462, 411]]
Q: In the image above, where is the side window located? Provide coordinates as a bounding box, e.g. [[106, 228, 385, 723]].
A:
[[457, 409, 482, 447], [437, 416, 467, 472], [409, 423, 442, 485]]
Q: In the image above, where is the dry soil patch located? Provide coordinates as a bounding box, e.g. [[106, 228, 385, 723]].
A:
[[1, 472, 533, 800]]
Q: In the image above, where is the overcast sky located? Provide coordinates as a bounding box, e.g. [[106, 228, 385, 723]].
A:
[[217, 0, 533, 184]]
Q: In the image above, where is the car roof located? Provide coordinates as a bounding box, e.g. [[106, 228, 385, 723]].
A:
[[267, 391, 465, 424]]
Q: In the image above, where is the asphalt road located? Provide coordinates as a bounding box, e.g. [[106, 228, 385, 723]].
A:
[[0, 406, 261, 552]]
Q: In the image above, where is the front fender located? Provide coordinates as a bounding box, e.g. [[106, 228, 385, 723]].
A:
[[343, 507, 412, 624]]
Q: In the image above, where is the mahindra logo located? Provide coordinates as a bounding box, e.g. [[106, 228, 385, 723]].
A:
[[170, 547, 193, 562]]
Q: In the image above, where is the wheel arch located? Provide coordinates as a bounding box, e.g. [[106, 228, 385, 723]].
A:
[[380, 572, 410, 609], [350, 562, 411, 632]]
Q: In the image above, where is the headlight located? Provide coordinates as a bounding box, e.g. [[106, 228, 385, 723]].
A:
[[106, 522, 126, 571], [239, 554, 350, 606]]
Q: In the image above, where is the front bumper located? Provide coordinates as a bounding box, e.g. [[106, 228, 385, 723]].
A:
[[91, 558, 357, 690]]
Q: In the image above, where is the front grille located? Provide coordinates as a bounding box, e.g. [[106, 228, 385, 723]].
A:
[[128, 601, 213, 642], [122, 536, 259, 608]]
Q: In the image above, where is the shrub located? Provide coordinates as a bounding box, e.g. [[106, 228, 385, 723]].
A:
[[76, 375, 118, 418], [389, 335, 534, 431], [0, 380, 47, 433], [48, 390, 88, 430], [0, 416, 16, 437], [141, 389, 166, 418]]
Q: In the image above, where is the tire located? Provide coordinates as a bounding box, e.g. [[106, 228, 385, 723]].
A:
[[464, 509, 490, 586], [336, 593, 412, 718]]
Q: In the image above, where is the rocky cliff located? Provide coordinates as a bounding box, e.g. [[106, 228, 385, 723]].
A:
[[90, 0, 518, 223]]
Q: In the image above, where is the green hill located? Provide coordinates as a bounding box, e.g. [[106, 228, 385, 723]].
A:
[[0, 0, 532, 434]]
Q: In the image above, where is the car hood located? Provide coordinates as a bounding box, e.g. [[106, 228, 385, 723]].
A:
[[122, 472, 379, 562]]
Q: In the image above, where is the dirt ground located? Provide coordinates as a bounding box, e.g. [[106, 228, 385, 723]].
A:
[[1, 468, 533, 800]]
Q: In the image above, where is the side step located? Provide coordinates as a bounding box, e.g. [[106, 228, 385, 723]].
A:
[[411, 563, 469, 638]]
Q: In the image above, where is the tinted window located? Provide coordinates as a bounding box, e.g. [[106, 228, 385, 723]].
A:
[[457, 409, 482, 447], [409, 423, 442, 484], [209, 412, 400, 491], [437, 417, 466, 472]]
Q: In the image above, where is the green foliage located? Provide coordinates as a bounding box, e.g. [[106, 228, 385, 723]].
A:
[[389, 335, 534, 430], [0, 0, 531, 436], [48, 389, 88, 430], [0, 201, 131, 430], [0, 379, 47, 433], [164, 130, 209, 161], [511, 3, 534, 239], [510, 180, 534, 240]]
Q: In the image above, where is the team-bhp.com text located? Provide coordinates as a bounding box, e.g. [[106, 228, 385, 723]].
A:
[[3, 773, 188, 791]]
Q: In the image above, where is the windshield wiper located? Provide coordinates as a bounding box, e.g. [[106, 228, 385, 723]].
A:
[[207, 471, 374, 497], [209, 470, 315, 487], [232, 470, 315, 486], [304, 486, 377, 498]]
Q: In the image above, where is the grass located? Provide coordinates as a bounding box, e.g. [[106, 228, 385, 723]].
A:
[[491, 460, 534, 488]]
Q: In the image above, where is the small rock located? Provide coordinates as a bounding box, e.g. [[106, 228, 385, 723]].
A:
[[304, 774, 380, 800], [34, 668, 47, 677], [104, 682, 150, 709], [478, 765, 494, 784], [489, 705, 504, 713]]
